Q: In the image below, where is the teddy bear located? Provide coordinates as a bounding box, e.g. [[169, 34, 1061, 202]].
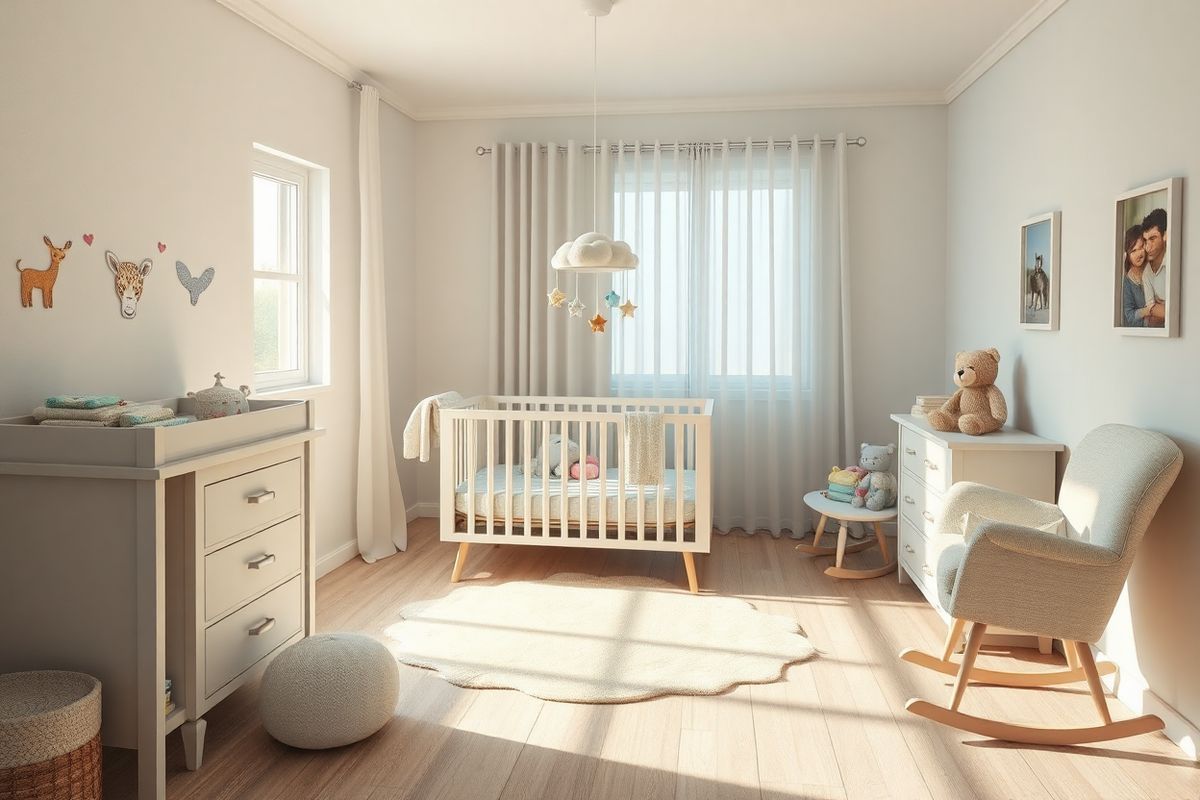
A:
[[850, 443, 898, 511], [926, 348, 1008, 436]]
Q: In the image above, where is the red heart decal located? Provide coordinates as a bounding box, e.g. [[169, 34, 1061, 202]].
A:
[[157, 241, 166, 253], [82, 233, 94, 246]]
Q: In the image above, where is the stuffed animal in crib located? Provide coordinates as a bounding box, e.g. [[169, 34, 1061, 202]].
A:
[[926, 348, 1008, 436], [851, 443, 897, 511], [529, 434, 580, 478], [570, 454, 600, 480]]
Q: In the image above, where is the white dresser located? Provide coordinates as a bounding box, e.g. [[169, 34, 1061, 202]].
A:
[[890, 414, 1063, 645], [0, 398, 321, 800]]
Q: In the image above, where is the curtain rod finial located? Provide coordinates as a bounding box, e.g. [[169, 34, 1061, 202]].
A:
[[476, 146, 488, 156]]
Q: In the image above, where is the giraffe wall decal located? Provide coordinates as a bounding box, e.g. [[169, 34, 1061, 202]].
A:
[[105, 250, 153, 319]]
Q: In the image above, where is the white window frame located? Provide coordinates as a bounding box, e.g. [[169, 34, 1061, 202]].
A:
[[251, 145, 330, 393]]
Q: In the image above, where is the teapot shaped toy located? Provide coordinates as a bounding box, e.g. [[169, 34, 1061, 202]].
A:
[[187, 372, 251, 420]]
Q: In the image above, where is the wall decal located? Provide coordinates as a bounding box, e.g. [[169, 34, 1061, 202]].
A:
[[105, 250, 153, 319], [157, 241, 167, 253], [16, 235, 71, 309], [82, 233, 94, 246], [175, 260, 215, 305]]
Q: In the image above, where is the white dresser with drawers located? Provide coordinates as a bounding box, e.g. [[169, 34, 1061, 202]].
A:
[[0, 398, 321, 800], [890, 413, 1063, 646]]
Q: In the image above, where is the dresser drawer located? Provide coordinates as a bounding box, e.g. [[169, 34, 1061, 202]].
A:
[[900, 428, 951, 494], [205, 574, 303, 696], [204, 458, 302, 548], [898, 482, 946, 537], [205, 515, 303, 622], [899, 516, 934, 588]]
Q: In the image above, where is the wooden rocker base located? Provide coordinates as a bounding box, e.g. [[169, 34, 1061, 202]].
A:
[[899, 648, 1118, 687], [824, 560, 897, 580], [793, 538, 875, 556], [905, 699, 1164, 745]]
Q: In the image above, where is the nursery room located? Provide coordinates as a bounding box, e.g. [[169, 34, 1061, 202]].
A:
[[2, 0, 1200, 798]]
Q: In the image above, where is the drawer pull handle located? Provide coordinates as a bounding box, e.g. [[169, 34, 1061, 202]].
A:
[[247, 553, 276, 570], [922, 511, 935, 523], [903, 495, 915, 504], [922, 565, 933, 576], [248, 617, 276, 637], [903, 544, 915, 553], [923, 459, 938, 471], [247, 490, 276, 505], [905, 447, 917, 456]]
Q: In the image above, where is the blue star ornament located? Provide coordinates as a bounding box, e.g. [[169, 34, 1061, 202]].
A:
[[603, 289, 621, 308]]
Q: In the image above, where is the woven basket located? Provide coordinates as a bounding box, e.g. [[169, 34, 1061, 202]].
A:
[[0, 671, 102, 800]]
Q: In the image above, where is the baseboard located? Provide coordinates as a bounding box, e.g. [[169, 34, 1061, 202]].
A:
[[316, 539, 359, 578], [408, 501, 440, 520], [1099, 645, 1199, 760]]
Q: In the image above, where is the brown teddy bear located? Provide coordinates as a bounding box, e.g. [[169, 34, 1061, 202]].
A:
[[926, 348, 1008, 436]]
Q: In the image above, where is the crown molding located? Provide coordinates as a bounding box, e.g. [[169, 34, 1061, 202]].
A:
[[412, 91, 946, 122], [212, 0, 415, 118], [214, 0, 1063, 122], [943, 0, 1069, 103]]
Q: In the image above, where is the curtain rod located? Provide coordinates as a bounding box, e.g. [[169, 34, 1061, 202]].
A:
[[474, 136, 866, 156]]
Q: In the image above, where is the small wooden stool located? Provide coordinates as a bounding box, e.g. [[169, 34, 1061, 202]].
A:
[[795, 490, 897, 579]]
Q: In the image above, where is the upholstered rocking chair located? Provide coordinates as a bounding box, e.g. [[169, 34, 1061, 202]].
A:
[[900, 424, 1182, 745]]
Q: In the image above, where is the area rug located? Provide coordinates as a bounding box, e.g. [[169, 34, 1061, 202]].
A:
[[384, 573, 815, 703]]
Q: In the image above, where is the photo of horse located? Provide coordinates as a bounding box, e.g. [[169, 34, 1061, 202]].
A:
[[1020, 212, 1059, 330]]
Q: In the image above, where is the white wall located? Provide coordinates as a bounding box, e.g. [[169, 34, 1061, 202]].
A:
[[947, 0, 1200, 745], [410, 106, 949, 507], [0, 0, 417, 563]]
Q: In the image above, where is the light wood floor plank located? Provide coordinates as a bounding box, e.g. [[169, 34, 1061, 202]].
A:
[[95, 519, 1199, 800]]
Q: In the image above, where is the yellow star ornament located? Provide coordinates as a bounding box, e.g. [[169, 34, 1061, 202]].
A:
[[618, 299, 637, 318], [589, 313, 608, 333], [547, 287, 566, 308]]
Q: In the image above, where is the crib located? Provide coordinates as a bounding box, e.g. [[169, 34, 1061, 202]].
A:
[[438, 395, 713, 592]]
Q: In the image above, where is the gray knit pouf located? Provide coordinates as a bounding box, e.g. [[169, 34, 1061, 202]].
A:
[[260, 633, 399, 749]]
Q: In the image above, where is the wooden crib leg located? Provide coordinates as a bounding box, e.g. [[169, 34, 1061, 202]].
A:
[[682, 552, 699, 594], [450, 543, 470, 583]]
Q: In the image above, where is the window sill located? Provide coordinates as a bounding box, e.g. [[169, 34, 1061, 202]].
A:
[[253, 382, 333, 400]]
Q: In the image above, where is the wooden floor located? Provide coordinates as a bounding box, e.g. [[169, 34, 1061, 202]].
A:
[[105, 519, 1200, 800]]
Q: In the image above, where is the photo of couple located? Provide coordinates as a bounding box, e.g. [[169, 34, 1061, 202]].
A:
[[1119, 204, 1168, 328], [1114, 179, 1180, 337]]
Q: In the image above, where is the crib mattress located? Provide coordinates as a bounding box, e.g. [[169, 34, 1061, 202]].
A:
[[454, 467, 696, 526]]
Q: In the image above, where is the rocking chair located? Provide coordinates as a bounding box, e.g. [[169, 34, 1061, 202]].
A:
[[901, 424, 1182, 745]]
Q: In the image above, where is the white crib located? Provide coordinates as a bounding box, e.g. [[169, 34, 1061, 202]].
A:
[[438, 395, 713, 592]]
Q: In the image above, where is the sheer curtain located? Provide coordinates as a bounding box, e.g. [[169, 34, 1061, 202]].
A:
[[355, 84, 408, 560], [489, 141, 609, 395], [610, 136, 854, 536]]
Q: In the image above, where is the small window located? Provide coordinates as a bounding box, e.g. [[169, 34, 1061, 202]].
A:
[[252, 146, 329, 392]]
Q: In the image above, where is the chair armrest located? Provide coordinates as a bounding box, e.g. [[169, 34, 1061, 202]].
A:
[[970, 520, 1119, 567], [934, 481, 1064, 538]]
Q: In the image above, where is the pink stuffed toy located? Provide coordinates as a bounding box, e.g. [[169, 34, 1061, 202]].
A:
[[570, 455, 600, 480]]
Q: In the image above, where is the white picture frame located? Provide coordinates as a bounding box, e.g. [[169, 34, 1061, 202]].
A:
[[1113, 178, 1182, 338], [1019, 211, 1061, 331]]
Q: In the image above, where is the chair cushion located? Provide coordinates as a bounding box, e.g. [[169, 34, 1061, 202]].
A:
[[260, 633, 399, 750], [936, 543, 966, 611]]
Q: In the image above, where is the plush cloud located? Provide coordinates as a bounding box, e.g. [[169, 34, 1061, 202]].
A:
[[552, 232, 638, 270]]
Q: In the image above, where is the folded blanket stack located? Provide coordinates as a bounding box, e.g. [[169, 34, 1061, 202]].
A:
[[827, 465, 868, 503], [33, 396, 192, 429]]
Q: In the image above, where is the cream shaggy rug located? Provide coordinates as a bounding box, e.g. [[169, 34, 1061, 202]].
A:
[[384, 573, 816, 703]]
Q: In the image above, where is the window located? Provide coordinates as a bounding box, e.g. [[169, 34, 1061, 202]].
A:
[[610, 147, 811, 394], [252, 146, 329, 391]]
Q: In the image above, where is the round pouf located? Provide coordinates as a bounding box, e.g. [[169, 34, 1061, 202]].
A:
[[260, 633, 399, 750], [0, 671, 102, 800]]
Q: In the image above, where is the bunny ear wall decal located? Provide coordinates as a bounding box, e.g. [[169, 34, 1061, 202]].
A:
[[175, 260, 215, 305]]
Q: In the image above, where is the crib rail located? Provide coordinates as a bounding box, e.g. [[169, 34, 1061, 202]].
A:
[[438, 396, 712, 553]]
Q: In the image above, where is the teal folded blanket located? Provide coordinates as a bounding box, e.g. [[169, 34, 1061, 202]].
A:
[[826, 484, 856, 502], [133, 415, 195, 428], [119, 407, 174, 427], [45, 394, 122, 409]]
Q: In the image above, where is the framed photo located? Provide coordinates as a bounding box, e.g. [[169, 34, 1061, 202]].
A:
[[1113, 178, 1182, 337], [1019, 211, 1061, 330]]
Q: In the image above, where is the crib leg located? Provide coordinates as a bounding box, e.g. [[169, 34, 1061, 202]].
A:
[[450, 543, 470, 583], [682, 552, 699, 594]]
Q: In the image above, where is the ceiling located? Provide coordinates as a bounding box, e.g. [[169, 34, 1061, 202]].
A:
[[227, 0, 1057, 119]]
